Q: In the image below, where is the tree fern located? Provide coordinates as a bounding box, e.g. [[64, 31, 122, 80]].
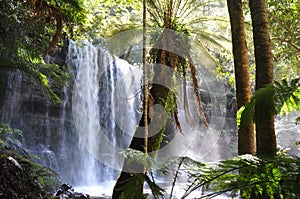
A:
[[113, 151, 299, 198]]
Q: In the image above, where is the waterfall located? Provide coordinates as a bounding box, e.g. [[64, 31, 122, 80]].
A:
[[68, 41, 101, 185], [66, 40, 142, 188], [0, 39, 142, 194], [0, 71, 23, 124]]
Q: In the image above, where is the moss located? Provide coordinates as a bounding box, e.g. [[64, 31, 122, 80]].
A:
[[148, 126, 166, 157]]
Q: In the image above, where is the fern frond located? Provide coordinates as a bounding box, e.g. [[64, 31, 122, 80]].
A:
[[274, 78, 300, 115], [104, 27, 143, 58], [144, 173, 165, 198], [0, 56, 66, 103], [239, 78, 300, 126]]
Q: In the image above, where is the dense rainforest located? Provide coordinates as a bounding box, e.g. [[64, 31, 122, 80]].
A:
[[0, 0, 299, 198]]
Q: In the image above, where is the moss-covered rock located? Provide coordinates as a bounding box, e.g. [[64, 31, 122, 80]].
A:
[[0, 152, 56, 198]]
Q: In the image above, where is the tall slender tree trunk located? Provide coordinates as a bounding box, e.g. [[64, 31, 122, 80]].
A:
[[249, 0, 276, 157], [113, 3, 175, 198], [112, 1, 148, 198], [112, 30, 176, 198], [112, 119, 150, 198], [227, 0, 255, 155]]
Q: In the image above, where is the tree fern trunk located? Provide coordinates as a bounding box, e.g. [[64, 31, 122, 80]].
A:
[[112, 5, 176, 198], [113, 0, 148, 197]]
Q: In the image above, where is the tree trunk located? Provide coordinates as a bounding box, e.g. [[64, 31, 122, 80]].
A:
[[112, 123, 147, 199], [249, 0, 276, 157], [227, 0, 255, 155], [112, 29, 175, 198], [112, 0, 148, 197]]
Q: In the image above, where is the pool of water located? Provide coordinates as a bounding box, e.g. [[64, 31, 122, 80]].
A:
[[74, 181, 233, 199]]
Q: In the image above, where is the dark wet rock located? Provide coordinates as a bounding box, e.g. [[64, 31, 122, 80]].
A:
[[0, 153, 52, 199], [55, 184, 90, 199]]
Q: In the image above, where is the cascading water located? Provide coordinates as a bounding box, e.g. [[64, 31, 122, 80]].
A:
[[0, 72, 23, 124], [68, 41, 101, 185], [66, 40, 142, 193]]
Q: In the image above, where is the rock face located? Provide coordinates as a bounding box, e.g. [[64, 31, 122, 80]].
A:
[[0, 45, 80, 182]]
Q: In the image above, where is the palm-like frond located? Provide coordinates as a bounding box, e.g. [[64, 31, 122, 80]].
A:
[[104, 0, 230, 129], [104, 0, 230, 62], [104, 27, 144, 58]]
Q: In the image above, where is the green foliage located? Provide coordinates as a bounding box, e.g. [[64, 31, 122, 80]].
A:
[[238, 78, 300, 126], [212, 53, 236, 86], [117, 173, 165, 199], [0, 123, 23, 152], [179, 154, 300, 199], [117, 149, 170, 198], [0, 0, 86, 54], [275, 78, 300, 115], [83, 0, 141, 38], [296, 117, 300, 125], [164, 90, 178, 116], [0, 0, 85, 103], [118, 174, 145, 199], [118, 153, 300, 198], [0, 56, 70, 103], [0, 123, 60, 196], [120, 148, 178, 171], [120, 148, 155, 170], [267, 0, 300, 80], [148, 0, 231, 70], [145, 172, 166, 199], [238, 86, 273, 127]]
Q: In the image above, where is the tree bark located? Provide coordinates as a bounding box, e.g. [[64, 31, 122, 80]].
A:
[[249, 0, 276, 157], [113, 0, 148, 197], [112, 125, 147, 199], [227, 0, 255, 155], [112, 29, 175, 199]]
